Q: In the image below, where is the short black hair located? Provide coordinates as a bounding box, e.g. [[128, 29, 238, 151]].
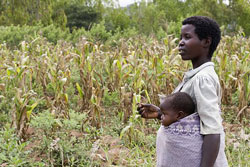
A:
[[162, 92, 195, 115], [182, 16, 221, 58]]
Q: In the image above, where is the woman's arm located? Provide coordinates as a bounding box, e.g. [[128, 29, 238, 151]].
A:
[[193, 76, 223, 166], [201, 134, 220, 167]]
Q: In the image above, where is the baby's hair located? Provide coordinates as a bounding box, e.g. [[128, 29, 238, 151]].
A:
[[182, 16, 221, 58], [164, 92, 195, 115]]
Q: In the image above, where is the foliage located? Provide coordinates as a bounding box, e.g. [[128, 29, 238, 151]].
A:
[[0, 24, 106, 47], [65, 3, 101, 31], [230, 0, 250, 35], [0, 24, 249, 166], [103, 90, 120, 107], [1, 0, 250, 36], [0, 124, 29, 166], [87, 21, 112, 42], [104, 8, 131, 32], [0, 0, 53, 26], [0, 24, 70, 46]]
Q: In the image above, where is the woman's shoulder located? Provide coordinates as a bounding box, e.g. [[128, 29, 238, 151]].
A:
[[194, 65, 219, 83]]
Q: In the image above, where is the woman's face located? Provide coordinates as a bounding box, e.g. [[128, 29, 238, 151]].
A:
[[178, 24, 204, 61]]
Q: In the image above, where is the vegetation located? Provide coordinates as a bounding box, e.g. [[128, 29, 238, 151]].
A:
[[0, 32, 249, 166], [0, 0, 249, 166], [0, 0, 250, 47]]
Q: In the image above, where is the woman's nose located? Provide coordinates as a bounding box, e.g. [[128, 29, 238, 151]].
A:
[[179, 39, 184, 47]]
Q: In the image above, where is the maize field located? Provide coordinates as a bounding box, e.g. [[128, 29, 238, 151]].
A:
[[0, 34, 249, 166]]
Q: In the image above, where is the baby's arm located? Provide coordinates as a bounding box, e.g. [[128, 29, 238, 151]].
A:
[[137, 103, 161, 119]]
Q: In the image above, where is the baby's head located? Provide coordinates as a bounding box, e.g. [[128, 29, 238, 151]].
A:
[[159, 92, 195, 126]]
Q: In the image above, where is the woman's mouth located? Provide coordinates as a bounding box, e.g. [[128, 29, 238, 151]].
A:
[[178, 49, 185, 55]]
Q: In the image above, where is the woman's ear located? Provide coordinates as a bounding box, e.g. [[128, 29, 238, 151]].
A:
[[202, 37, 212, 48], [176, 111, 186, 121]]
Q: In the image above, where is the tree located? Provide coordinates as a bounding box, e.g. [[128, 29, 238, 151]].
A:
[[65, 3, 101, 31], [229, 0, 250, 35], [104, 8, 131, 32], [129, 1, 165, 35], [153, 0, 185, 22], [0, 0, 53, 26]]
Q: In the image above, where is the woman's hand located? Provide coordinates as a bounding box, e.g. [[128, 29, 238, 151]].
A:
[[137, 103, 160, 119]]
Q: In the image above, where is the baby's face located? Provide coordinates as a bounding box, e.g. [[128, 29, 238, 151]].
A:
[[160, 106, 178, 127], [160, 109, 178, 127]]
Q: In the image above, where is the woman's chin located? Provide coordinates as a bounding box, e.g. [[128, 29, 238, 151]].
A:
[[180, 55, 189, 60]]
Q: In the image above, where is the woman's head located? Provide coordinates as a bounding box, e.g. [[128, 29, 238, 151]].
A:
[[179, 16, 221, 61], [183, 16, 221, 58], [159, 92, 195, 126]]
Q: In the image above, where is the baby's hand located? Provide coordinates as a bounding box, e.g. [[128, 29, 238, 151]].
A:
[[137, 103, 160, 119]]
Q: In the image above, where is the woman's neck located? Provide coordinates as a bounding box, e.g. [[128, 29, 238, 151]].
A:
[[192, 57, 211, 69]]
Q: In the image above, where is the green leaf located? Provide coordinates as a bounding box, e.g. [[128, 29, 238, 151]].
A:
[[120, 123, 131, 139], [55, 119, 63, 128], [16, 67, 21, 74], [87, 62, 92, 72], [17, 68, 26, 79], [26, 102, 38, 121], [76, 83, 84, 99], [90, 95, 96, 104], [144, 90, 151, 104], [7, 67, 14, 76], [64, 93, 69, 103]]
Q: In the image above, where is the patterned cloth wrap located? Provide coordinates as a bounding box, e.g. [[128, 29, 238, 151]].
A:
[[156, 112, 203, 167]]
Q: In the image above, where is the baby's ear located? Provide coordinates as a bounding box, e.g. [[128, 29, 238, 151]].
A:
[[176, 111, 186, 120]]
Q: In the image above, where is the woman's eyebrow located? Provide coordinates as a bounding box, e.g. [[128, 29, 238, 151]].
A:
[[184, 32, 191, 35], [180, 32, 191, 36]]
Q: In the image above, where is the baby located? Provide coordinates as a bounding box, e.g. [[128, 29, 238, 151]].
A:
[[159, 92, 195, 127], [157, 92, 203, 167]]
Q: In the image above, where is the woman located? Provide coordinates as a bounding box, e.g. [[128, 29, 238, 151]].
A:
[[138, 16, 228, 167]]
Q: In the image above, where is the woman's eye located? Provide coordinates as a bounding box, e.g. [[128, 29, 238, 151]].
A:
[[185, 35, 191, 39]]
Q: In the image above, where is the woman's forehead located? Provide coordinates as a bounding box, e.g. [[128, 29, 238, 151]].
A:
[[181, 24, 196, 34]]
